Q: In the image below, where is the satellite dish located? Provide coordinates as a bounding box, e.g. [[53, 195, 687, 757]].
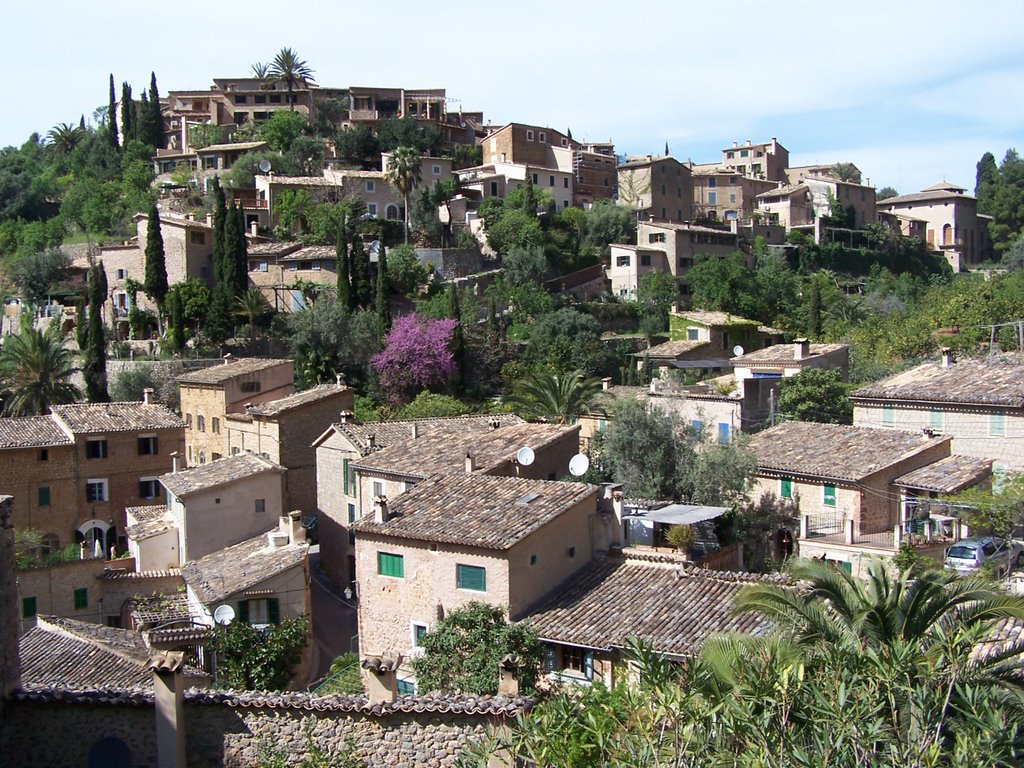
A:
[[732, 345, 745, 357], [516, 446, 535, 466], [258, 160, 272, 173], [213, 605, 235, 626], [369, 240, 380, 254], [568, 453, 590, 477]]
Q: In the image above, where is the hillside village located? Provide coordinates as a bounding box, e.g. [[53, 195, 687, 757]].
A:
[[2, 48, 1024, 766]]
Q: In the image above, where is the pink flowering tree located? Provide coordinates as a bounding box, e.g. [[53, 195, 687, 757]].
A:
[[371, 313, 459, 405]]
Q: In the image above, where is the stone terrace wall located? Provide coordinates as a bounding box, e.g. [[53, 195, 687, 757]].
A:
[[2, 690, 526, 768]]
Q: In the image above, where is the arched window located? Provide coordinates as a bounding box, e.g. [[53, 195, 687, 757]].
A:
[[385, 204, 401, 221], [942, 223, 953, 245]]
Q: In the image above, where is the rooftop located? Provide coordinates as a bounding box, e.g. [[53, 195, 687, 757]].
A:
[[177, 357, 293, 385], [196, 141, 269, 153], [640, 340, 707, 359], [894, 455, 993, 494], [181, 531, 308, 604], [129, 592, 192, 628], [245, 383, 349, 418], [756, 184, 806, 199], [0, 415, 72, 450], [877, 184, 974, 206], [160, 452, 284, 499], [850, 355, 1024, 408], [350, 422, 577, 480], [749, 422, 948, 482], [50, 402, 185, 434], [125, 505, 176, 541], [673, 310, 760, 327], [731, 343, 847, 365], [353, 472, 594, 550], [525, 555, 778, 656], [279, 245, 338, 262], [317, 414, 524, 455], [247, 242, 303, 257], [642, 221, 737, 236]]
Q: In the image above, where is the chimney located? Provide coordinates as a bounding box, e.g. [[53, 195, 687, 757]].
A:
[[373, 496, 389, 524], [498, 655, 520, 696], [186, 213, 194, 222], [362, 656, 402, 703], [205, 213, 213, 227], [222, 353, 233, 365], [648, 214, 655, 222], [338, 410, 354, 424], [287, 510, 305, 545], [148, 651, 187, 768], [464, 453, 476, 473], [732, 141, 738, 148], [142, 387, 155, 405], [941, 347, 953, 368], [368, 433, 376, 450], [649, 378, 658, 394], [794, 338, 810, 360], [601, 377, 612, 391], [250, 220, 258, 237], [746, 139, 752, 146], [170, 451, 180, 474], [267, 529, 289, 547], [411, 422, 419, 439], [0, 495, 21, 702]]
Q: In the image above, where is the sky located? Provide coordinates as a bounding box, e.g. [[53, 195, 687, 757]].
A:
[[4, 0, 1022, 195]]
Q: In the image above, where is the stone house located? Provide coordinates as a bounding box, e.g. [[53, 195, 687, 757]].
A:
[[525, 553, 777, 686], [313, 414, 524, 588], [617, 154, 693, 223], [720, 138, 790, 183], [0, 401, 185, 554], [689, 166, 777, 222], [157, 452, 286, 563], [255, 170, 404, 226], [851, 350, 1024, 473], [352, 472, 613, 689], [755, 184, 814, 228], [458, 161, 575, 212], [637, 310, 782, 375]]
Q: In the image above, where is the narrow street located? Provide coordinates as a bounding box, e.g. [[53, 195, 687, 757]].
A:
[[307, 545, 359, 686]]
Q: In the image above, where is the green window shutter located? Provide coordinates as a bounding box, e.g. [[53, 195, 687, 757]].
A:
[[583, 651, 595, 680], [237, 600, 250, 623], [839, 561, 853, 575], [991, 412, 1007, 436], [456, 564, 486, 592], [343, 458, 351, 494], [882, 405, 894, 426], [37, 487, 51, 507], [929, 409, 943, 429], [73, 588, 88, 610], [22, 597, 36, 618], [823, 484, 837, 507], [267, 598, 280, 626], [378, 552, 404, 578], [780, 477, 792, 499]]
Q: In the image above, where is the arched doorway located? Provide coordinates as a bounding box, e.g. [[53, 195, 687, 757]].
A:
[[88, 737, 131, 768], [76, 519, 114, 558]]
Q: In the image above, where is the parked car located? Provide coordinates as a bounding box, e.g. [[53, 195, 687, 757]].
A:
[[944, 536, 1024, 575]]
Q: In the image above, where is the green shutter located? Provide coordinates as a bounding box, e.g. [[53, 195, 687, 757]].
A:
[[378, 552, 404, 578], [882, 405, 894, 426], [456, 564, 486, 592], [73, 588, 88, 610], [22, 597, 36, 618], [237, 600, 250, 623], [991, 412, 1007, 436], [780, 477, 792, 499], [824, 484, 837, 507], [37, 486, 51, 506], [267, 598, 280, 626], [343, 458, 351, 494]]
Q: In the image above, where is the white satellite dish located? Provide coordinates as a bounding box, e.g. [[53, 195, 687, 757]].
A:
[[732, 345, 745, 357], [213, 604, 236, 626], [258, 160, 272, 173], [516, 446, 535, 466], [568, 453, 590, 477]]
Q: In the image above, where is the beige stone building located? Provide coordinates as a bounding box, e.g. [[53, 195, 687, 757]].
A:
[[457, 160, 575, 212], [617, 155, 693, 223], [731, 340, 849, 397], [755, 184, 814, 228], [353, 472, 609, 687], [689, 166, 777, 222], [720, 139, 789, 182], [0, 401, 185, 554], [852, 351, 1024, 473]]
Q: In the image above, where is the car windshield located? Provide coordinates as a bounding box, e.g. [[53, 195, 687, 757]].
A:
[[947, 546, 976, 559]]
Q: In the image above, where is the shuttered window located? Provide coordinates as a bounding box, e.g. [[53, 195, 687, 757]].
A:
[[780, 477, 792, 499], [456, 564, 486, 592], [823, 484, 837, 507], [378, 552, 404, 578]]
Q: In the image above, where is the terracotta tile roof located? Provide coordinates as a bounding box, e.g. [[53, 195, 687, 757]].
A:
[[247, 242, 302, 257], [353, 473, 594, 550], [160, 452, 284, 498], [642, 222, 735, 236], [640, 340, 707, 358], [879, 186, 973, 206], [246, 384, 350, 417], [756, 183, 806, 199], [181, 532, 307, 604], [749, 422, 947, 482], [894, 455, 993, 494], [525, 556, 778, 656], [673, 310, 760, 327], [0, 415, 72, 450], [125, 505, 177, 541], [351, 422, 577, 480], [50, 403, 184, 434], [850, 356, 1024, 408], [197, 141, 268, 153], [320, 414, 524, 455], [177, 357, 293, 385], [279, 245, 337, 262], [731, 343, 848, 365], [19, 616, 153, 690], [129, 593, 192, 627]]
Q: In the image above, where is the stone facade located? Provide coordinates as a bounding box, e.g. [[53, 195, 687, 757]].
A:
[[617, 155, 693, 223]]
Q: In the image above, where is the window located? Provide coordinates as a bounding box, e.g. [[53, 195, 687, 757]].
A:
[[678, 256, 693, 270], [412, 623, 429, 647], [137, 435, 158, 455], [456, 564, 486, 592], [237, 597, 280, 626], [708, 178, 717, 188], [86, 438, 108, 459], [530, 554, 538, 565], [823, 484, 837, 507], [561, 646, 594, 680], [929, 409, 943, 430], [211, 418, 220, 434], [549, 175, 555, 187], [781, 477, 793, 499], [73, 588, 88, 610], [190, 231, 206, 245], [640, 253, 651, 267], [378, 552, 405, 578], [729, 194, 736, 203], [86, 479, 108, 503], [539, 132, 546, 142], [365, 180, 375, 192], [115, 268, 128, 280], [532, 173, 539, 185], [269, 94, 281, 104], [717, 423, 730, 443], [648, 232, 666, 243], [367, 203, 378, 217], [373, 481, 383, 498], [526, 129, 534, 141], [255, 260, 268, 272], [240, 380, 261, 393], [598, 418, 607, 431], [138, 478, 160, 500], [22, 597, 36, 619], [234, 94, 248, 105], [752, 163, 762, 175], [37, 486, 51, 507], [727, 151, 735, 159], [564, 177, 569, 188], [254, 94, 266, 104], [686, 327, 699, 341], [397, 679, 416, 695], [202, 157, 218, 170], [432, 164, 441, 175], [311, 260, 321, 271], [197, 416, 206, 432], [881, 405, 894, 427], [616, 255, 630, 267], [185, 414, 193, 427], [990, 412, 1007, 437], [708, 191, 717, 205], [255, 498, 266, 514], [343, 459, 355, 495], [690, 419, 704, 437], [288, 263, 298, 272], [568, 546, 576, 558], [38, 448, 48, 462], [347, 503, 356, 524], [740, 149, 749, 158], [490, 181, 499, 197]]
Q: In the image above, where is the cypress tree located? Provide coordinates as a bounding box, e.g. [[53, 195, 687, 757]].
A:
[[807, 278, 822, 339], [120, 82, 135, 144], [336, 224, 351, 310], [107, 75, 119, 149], [446, 283, 465, 394], [221, 202, 243, 299], [147, 72, 163, 149], [75, 295, 89, 349], [205, 180, 234, 343], [230, 204, 248, 297], [79, 115, 86, 131], [165, 288, 185, 352], [84, 264, 110, 403], [487, 295, 499, 338], [376, 243, 391, 333], [351, 236, 371, 309], [144, 203, 168, 312], [212, 178, 228, 281]]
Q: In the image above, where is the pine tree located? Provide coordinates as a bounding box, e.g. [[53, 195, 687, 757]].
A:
[[335, 224, 352, 310], [376, 243, 391, 333], [351, 235, 372, 309], [84, 264, 110, 403], [806, 278, 821, 339], [107, 74, 119, 149], [446, 284, 465, 394], [120, 83, 135, 144], [143, 203, 168, 312]]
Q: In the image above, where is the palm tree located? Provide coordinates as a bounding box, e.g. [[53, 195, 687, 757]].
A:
[[507, 370, 602, 425], [267, 47, 314, 111], [234, 288, 271, 348], [46, 122, 84, 154], [385, 146, 422, 244], [251, 61, 271, 81], [0, 324, 81, 416]]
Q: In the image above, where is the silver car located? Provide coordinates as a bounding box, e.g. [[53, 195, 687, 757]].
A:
[[945, 536, 1024, 575]]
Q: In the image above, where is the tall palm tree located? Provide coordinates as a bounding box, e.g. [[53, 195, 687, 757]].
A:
[[507, 370, 602, 425], [385, 146, 422, 244], [251, 61, 271, 81], [234, 288, 271, 348], [46, 122, 84, 154], [267, 47, 314, 111], [0, 324, 81, 416]]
